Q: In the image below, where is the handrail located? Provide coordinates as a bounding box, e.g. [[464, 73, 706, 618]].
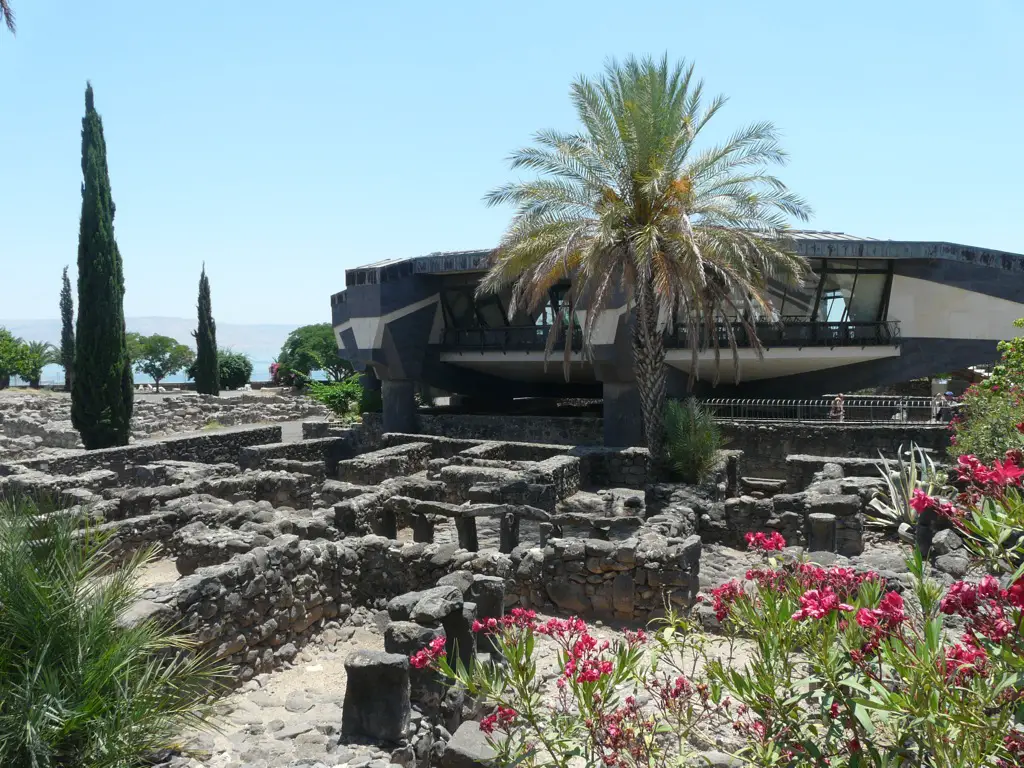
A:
[[702, 396, 950, 424], [667, 319, 901, 348], [441, 325, 583, 353]]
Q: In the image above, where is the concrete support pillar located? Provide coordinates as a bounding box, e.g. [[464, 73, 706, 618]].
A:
[[382, 379, 417, 434], [456, 515, 478, 552], [602, 381, 644, 447]]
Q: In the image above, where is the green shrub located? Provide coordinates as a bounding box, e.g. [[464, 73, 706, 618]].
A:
[[950, 318, 1024, 462], [217, 349, 253, 390], [0, 494, 225, 767], [950, 388, 1024, 462], [663, 397, 724, 484], [306, 376, 364, 418], [359, 383, 383, 413]]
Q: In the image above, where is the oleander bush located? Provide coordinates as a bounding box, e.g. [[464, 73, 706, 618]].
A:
[[417, 451, 1024, 767]]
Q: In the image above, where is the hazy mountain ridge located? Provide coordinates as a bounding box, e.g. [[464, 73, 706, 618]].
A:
[[1, 317, 300, 364]]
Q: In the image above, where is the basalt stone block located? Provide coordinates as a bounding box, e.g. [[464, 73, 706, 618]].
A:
[[456, 516, 478, 552], [442, 721, 497, 768], [341, 650, 410, 743], [387, 585, 463, 625], [499, 511, 520, 554], [807, 512, 837, 553], [442, 602, 477, 670], [411, 513, 434, 543]]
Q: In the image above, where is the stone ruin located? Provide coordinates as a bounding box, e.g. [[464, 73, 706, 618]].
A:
[[0, 390, 331, 462], [0, 403, 968, 768]]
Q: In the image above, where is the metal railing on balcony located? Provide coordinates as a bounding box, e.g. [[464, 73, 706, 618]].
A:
[[441, 325, 584, 353], [667, 319, 901, 349], [704, 397, 950, 424]]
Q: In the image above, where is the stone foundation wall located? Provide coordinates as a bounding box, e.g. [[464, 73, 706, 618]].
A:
[[718, 422, 949, 478], [238, 434, 359, 474], [137, 527, 702, 684], [361, 413, 947, 479], [5, 425, 283, 477], [362, 412, 603, 446]]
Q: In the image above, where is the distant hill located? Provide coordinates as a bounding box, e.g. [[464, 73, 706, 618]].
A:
[[1, 316, 299, 366]]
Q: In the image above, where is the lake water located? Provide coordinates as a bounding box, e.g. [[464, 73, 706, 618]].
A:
[[31, 361, 277, 387]]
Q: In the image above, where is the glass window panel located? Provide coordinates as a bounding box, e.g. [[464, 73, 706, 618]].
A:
[[478, 301, 506, 328], [847, 273, 886, 322]]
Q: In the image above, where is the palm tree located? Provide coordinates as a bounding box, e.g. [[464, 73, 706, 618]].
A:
[[1, 0, 14, 35], [20, 340, 60, 388], [0, 493, 226, 767], [478, 55, 811, 459]]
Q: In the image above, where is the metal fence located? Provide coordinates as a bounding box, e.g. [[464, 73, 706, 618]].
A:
[[703, 397, 949, 424], [441, 325, 583, 353]]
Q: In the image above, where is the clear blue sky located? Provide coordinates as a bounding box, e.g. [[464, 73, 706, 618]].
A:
[[2, 0, 1022, 326]]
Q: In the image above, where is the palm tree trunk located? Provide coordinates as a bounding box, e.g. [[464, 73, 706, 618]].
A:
[[632, 277, 667, 462]]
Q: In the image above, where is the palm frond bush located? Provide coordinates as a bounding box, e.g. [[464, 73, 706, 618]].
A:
[[664, 397, 724, 484], [0, 493, 226, 767], [868, 443, 945, 530]]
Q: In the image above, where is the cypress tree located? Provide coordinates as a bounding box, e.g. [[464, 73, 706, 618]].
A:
[[59, 266, 74, 390], [192, 265, 220, 395], [71, 83, 133, 449]]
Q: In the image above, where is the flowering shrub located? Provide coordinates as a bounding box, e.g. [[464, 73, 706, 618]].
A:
[[412, 481, 1024, 766], [744, 531, 786, 553], [951, 321, 1024, 462]]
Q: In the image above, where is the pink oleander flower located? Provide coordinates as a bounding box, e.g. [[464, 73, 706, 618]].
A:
[[711, 580, 743, 622], [855, 608, 878, 629], [745, 531, 787, 553], [409, 635, 447, 669], [943, 639, 988, 683], [480, 705, 518, 734], [792, 587, 854, 622]]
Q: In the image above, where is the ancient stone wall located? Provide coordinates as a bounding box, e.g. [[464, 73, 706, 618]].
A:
[[721, 422, 949, 478], [5, 425, 282, 477], [362, 413, 948, 478], [238, 433, 359, 474]]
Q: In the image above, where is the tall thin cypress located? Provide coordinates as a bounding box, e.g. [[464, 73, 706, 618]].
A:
[[71, 83, 133, 448], [193, 265, 220, 395], [59, 266, 74, 391]]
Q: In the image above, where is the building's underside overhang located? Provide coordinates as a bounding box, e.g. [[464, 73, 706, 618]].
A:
[[439, 346, 901, 384]]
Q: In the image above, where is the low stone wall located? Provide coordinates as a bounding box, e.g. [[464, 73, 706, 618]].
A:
[[362, 413, 948, 479], [720, 422, 949, 478], [336, 442, 432, 485], [136, 523, 703, 684], [5, 425, 283, 477], [362, 412, 603, 447], [239, 433, 359, 474]]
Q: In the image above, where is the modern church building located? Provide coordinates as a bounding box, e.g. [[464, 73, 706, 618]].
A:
[[331, 231, 1024, 446]]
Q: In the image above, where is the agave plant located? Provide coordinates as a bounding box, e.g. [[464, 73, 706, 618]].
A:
[[868, 443, 946, 531], [0, 493, 226, 767], [664, 397, 726, 484]]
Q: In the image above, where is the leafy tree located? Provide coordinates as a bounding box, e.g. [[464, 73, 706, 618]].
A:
[[0, 328, 26, 389], [71, 83, 133, 449], [478, 56, 809, 459], [277, 323, 350, 382], [18, 341, 60, 388], [216, 349, 253, 390], [131, 334, 195, 392], [0, 493, 225, 766], [60, 266, 75, 390], [192, 266, 220, 396]]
